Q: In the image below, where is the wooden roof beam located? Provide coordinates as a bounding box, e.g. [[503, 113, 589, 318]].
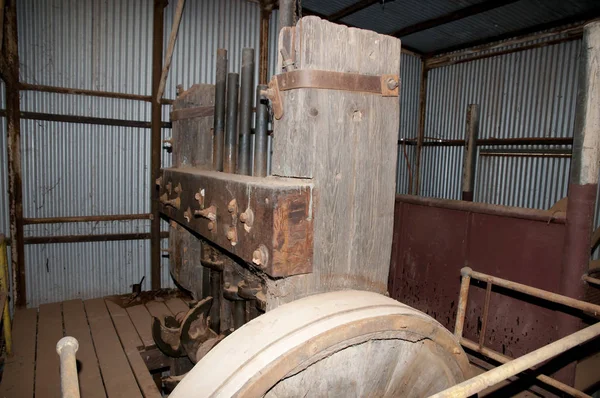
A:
[[391, 0, 520, 38]]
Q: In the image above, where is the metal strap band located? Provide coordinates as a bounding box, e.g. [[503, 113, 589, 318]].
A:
[[265, 70, 399, 120]]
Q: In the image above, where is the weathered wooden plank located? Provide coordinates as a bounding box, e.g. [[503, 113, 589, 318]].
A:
[[165, 297, 189, 317], [85, 298, 142, 398], [145, 300, 172, 320], [105, 300, 161, 398], [62, 299, 106, 398], [0, 308, 37, 398], [269, 17, 401, 308], [34, 303, 63, 398], [172, 84, 215, 168], [126, 304, 155, 348]]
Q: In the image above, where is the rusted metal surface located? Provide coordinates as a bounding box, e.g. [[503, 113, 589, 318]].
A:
[[151, 0, 166, 290], [213, 49, 227, 171], [23, 214, 152, 225], [434, 267, 600, 398], [2, 0, 26, 307], [258, 6, 272, 85], [238, 48, 255, 176], [274, 70, 399, 96], [159, 169, 314, 278], [396, 194, 566, 223], [224, 73, 239, 173], [390, 195, 571, 359], [413, 62, 428, 194]]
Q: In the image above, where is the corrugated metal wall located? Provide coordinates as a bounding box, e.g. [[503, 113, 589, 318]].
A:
[[1, 0, 262, 307], [414, 39, 581, 210]]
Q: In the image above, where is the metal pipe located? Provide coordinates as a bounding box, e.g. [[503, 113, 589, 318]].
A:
[[23, 231, 169, 245], [584, 274, 600, 286], [56, 336, 80, 398], [23, 214, 152, 225], [254, 84, 269, 177], [224, 73, 239, 174], [396, 195, 567, 224], [19, 82, 173, 104], [278, 0, 296, 34], [462, 267, 600, 316], [454, 269, 471, 339], [150, 0, 166, 290], [233, 301, 245, 329], [431, 322, 600, 398], [398, 137, 573, 147], [460, 338, 592, 398], [156, 0, 186, 102], [413, 62, 428, 194], [0, 235, 12, 355], [461, 104, 479, 201], [213, 49, 228, 171], [238, 49, 255, 176]]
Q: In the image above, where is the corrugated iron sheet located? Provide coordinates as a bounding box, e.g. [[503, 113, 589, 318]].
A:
[[418, 39, 580, 207], [5, 0, 263, 307]]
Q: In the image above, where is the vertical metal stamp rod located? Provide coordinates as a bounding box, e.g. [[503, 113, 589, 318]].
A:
[[238, 48, 255, 175], [213, 49, 228, 171], [224, 73, 239, 174], [56, 336, 80, 398], [210, 270, 221, 333], [233, 301, 245, 329], [462, 104, 479, 201], [254, 84, 269, 177]]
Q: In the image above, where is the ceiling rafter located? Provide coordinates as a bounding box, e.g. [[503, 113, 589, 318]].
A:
[[328, 0, 381, 22], [391, 0, 520, 38]]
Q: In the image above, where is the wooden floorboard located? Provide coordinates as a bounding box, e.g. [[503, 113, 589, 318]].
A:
[[85, 298, 142, 398], [63, 299, 106, 398], [165, 297, 189, 318], [145, 301, 172, 320], [105, 300, 161, 398], [34, 303, 63, 398], [0, 308, 37, 398], [126, 305, 154, 349]]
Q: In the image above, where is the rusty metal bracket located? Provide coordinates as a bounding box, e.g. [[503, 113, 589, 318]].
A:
[[263, 70, 400, 120]]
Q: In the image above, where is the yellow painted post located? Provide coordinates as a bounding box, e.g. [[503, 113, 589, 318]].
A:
[[0, 235, 12, 355]]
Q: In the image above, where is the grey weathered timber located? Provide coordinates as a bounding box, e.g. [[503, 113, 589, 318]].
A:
[[269, 17, 401, 308], [171, 84, 215, 168]]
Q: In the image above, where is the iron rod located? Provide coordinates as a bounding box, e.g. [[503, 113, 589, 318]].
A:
[[461, 104, 479, 201], [413, 62, 428, 195], [254, 84, 269, 177], [19, 82, 173, 104], [209, 270, 221, 333], [238, 48, 255, 176], [23, 232, 168, 245], [213, 49, 228, 171], [24, 214, 152, 225], [156, 0, 186, 102], [234, 301, 245, 329], [454, 269, 471, 339], [432, 322, 600, 398], [224, 73, 239, 174], [398, 137, 573, 147], [259, 7, 272, 85], [460, 338, 592, 398], [462, 267, 600, 316], [396, 195, 567, 224], [279, 0, 296, 34]]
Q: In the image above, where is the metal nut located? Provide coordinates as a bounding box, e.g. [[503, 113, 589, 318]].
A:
[[252, 245, 269, 268], [207, 221, 215, 231], [227, 199, 237, 213], [226, 227, 237, 243], [386, 78, 399, 90]]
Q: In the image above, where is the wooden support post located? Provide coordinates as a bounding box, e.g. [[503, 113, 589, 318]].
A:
[[151, 0, 166, 290], [413, 61, 428, 195], [462, 104, 479, 201], [269, 17, 401, 308], [1, 0, 25, 307]]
